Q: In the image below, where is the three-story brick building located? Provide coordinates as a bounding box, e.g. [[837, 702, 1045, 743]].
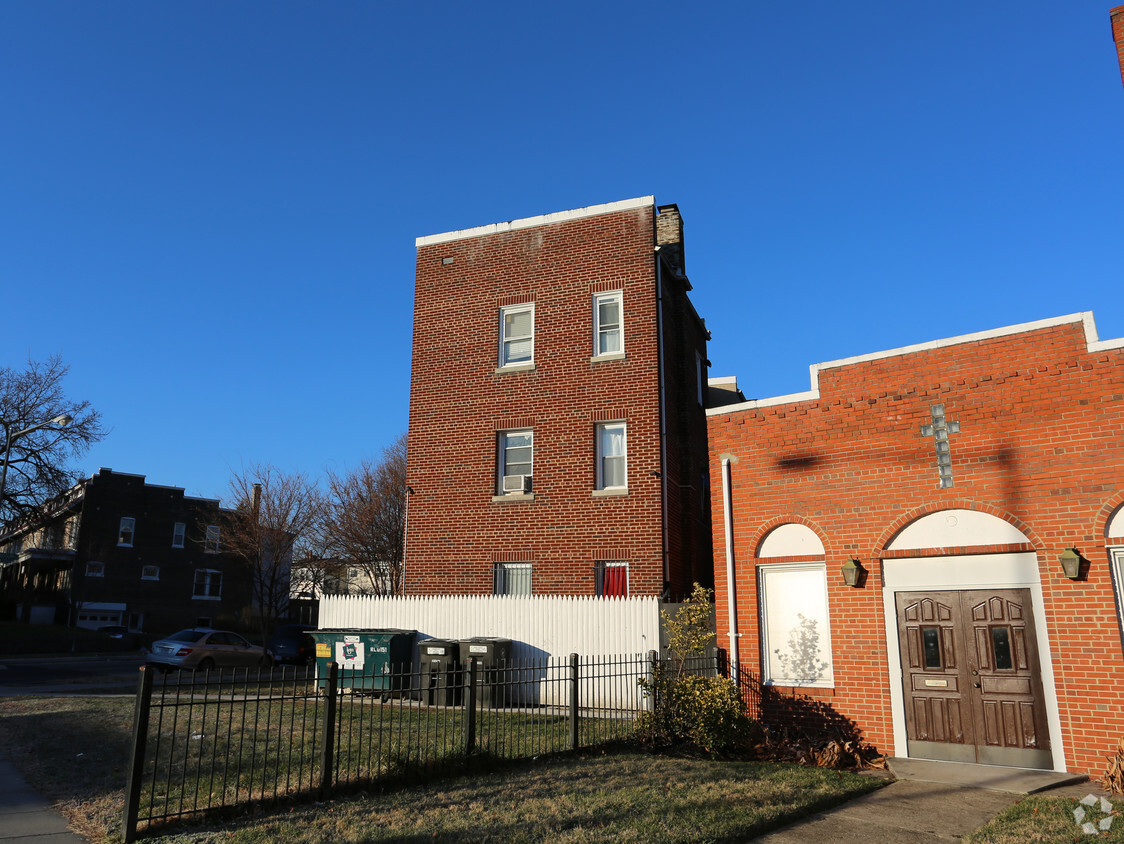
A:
[[404, 197, 712, 599]]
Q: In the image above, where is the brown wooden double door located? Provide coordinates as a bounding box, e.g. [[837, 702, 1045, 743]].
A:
[[896, 589, 1052, 769]]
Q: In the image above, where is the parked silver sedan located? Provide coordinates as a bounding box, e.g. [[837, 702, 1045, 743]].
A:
[[146, 628, 266, 672]]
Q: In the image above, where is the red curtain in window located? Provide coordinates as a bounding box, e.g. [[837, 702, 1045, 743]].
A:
[[602, 564, 628, 597]]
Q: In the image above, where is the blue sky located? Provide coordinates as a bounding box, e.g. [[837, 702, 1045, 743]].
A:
[[3, 2, 1122, 502]]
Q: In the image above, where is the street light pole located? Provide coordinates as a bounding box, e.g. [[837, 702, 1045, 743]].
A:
[[0, 414, 74, 524]]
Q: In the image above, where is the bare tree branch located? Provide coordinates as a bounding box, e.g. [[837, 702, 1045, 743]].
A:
[[0, 356, 104, 525], [220, 464, 323, 640], [321, 433, 407, 595]]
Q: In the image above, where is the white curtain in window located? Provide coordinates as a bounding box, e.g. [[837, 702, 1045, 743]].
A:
[[759, 564, 834, 687], [600, 424, 626, 488]]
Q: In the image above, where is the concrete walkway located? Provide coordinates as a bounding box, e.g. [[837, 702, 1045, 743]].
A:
[[0, 759, 84, 843], [753, 758, 1098, 843]]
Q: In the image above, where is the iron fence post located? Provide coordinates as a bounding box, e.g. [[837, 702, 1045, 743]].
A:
[[122, 664, 155, 843], [319, 662, 338, 800], [465, 657, 478, 755], [569, 653, 579, 751], [647, 649, 659, 713]]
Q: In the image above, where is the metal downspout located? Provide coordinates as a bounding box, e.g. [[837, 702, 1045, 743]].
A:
[[721, 455, 739, 681]]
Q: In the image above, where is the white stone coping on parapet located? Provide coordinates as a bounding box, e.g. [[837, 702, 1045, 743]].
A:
[[416, 196, 655, 248], [707, 311, 1123, 417]]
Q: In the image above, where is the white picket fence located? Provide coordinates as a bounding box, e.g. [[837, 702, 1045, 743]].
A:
[[317, 594, 665, 707]]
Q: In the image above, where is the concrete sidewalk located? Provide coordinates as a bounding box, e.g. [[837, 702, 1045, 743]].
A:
[[752, 757, 1097, 843], [0, 759, 84, 843]]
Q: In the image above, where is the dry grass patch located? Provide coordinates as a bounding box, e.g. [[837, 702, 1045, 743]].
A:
[[966, 793, 1123, 843], [0, 696, 884, 843]]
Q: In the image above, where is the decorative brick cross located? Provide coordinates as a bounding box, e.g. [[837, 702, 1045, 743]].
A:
[[920, 403, 960, 488]]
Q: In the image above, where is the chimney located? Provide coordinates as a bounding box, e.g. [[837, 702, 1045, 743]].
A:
[[1113, 6, 1124, 90], [252, 483, 262, 518], [655, 203, 686, 277]]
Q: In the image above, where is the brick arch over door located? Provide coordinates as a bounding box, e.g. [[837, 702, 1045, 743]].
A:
[[873, 500, 1042, 558], [749, 515, 830, 562], [1096, 493, 1124, 542]]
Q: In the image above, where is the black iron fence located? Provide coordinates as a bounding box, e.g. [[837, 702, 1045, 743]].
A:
[[123, 651, 744, 841]]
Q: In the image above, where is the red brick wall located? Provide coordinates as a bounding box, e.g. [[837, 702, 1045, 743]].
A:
[[406, 203, 708, 598], [708, 316, 1124, 775], [1112, 5, 1124, 90]]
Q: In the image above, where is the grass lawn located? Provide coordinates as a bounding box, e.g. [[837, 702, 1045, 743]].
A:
[[966, 793, 1124, 843], [0, 695, 887, 843]]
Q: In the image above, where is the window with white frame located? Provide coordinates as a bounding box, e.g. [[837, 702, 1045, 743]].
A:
[[204, 525, 220, 554], [85, 561, 104, 577], [172, 522, 185, 548], [758, 563, 834, 688], [498, 429, 533, 494], [118, 517, 135, 547], [499, 304, 534, 367], [596, 423, 627, 490], [593, 291, 623, 357], [493, 563, 532, 596], [596, 561, 629, 597], [193, 569, 222, 599], [141, 565, 160, 581], [1111, 547, 1124, 637]]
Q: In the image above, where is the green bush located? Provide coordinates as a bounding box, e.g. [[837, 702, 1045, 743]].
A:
[[635, 584, 757, 754]]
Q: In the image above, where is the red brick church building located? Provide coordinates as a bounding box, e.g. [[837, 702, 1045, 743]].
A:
[[707, 313, 1124, 776]]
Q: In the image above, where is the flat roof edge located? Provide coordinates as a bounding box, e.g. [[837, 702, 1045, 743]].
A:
[[415, 196, 655, 248], [707, 311, 1118, 418]]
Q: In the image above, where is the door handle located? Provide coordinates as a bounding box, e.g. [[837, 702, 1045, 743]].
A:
[[973, 682, 980, 688]]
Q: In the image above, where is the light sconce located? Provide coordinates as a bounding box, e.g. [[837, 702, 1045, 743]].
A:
[[841, 557, 865, 588], [1058, 548, 1082, 580]]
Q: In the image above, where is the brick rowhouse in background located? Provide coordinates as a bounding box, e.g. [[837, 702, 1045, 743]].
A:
[[707, 313, 1124, 776], [405, 197, 712, 599]]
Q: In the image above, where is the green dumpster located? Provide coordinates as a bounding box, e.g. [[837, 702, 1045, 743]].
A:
[[310, 628, 416, 692]]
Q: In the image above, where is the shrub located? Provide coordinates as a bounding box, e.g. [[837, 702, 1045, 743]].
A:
[[635, 584, 757, 754]]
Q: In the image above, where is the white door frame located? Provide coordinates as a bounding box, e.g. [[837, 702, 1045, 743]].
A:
[[880, 552, 1067, 771]]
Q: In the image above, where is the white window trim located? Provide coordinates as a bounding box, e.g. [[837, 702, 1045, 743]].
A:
[[1111, 546, 1124, 643], [118, 517, 135, 547], [141, 565, 160, 581], [496, 429, 534, 498], [758, 562, 835, 689], [499, 303, 535, 369], [204, 525, 220, 554], [493, 562, 532, 596], [595, 422, 627, 491], [193, 568, 223, 600], [85, 561, 105, 577], [592, 291, 624, 360], [172, 522, 186, 549]]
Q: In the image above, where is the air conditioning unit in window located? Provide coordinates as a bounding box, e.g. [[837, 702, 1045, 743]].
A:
[[502, 474, 532, 494]]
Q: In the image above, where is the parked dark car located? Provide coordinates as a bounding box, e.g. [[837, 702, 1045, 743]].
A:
[[266, 624, 316, 665], [98, 625, 130, 639], [146, 628, 266, 672]]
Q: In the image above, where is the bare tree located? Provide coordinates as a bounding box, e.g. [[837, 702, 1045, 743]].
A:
[[221, 464, 323, 640], [0, 356, 104, 525], [322, 433, 407, 596]]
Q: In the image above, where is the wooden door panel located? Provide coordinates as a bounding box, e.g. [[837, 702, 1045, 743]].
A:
[[898, 587, 1051, 768]]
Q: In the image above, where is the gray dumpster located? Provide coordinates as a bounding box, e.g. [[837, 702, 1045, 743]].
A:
[[459, 637, 513, 708], [420, 638, 462, 705]]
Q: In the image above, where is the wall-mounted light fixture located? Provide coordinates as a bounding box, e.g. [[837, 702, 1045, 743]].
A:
[[841, 557, 865, 588], [1058, 548, 1082, 580]]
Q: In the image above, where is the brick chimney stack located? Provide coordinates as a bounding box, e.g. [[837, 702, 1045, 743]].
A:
[[1113, 5, 1124, 90], [655, 203, 686, 277]]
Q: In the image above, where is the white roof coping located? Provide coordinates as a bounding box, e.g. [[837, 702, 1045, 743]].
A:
[[707, 311, 1123, 417], [416, 196, 655, 248]]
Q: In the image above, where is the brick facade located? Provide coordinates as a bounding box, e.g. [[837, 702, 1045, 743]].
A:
[[405, 198, 712, 599], [707, 314, 1124, 776], [1112, 5, 1124, 90], [0, 468, 252, 635]]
